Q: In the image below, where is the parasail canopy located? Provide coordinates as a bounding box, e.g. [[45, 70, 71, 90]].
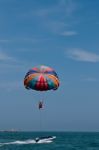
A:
[[24, 65, 59, 91]]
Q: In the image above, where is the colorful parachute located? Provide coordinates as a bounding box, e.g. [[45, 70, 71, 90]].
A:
[[24, 65, 59, 91]]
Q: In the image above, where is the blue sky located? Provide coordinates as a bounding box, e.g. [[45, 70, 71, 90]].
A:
[[0, 0, 99, 131]]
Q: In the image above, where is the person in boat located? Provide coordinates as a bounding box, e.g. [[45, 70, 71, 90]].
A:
[[38, 101, 43, 109], [35, 136, 53, 142], [35, 137, 40, 142]]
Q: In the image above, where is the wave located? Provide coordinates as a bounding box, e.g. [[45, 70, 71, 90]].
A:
[[0, 137, 56, 146]]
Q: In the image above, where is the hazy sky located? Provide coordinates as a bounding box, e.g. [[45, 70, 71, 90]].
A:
[[0, 0, 99, 131]]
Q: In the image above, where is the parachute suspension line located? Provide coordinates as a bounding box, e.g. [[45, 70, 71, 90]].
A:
[[37, 92, 45, 131], [38, 100, 44, 131], [38, 91, 46, 110]]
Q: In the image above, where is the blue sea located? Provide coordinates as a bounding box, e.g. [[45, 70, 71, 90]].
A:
[[0, 131, 99, 150]]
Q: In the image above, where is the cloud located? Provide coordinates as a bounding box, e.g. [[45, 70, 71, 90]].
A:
[[36, 0, 76, 17], [59, 0, 77, 16], [45, 21, 68, 33], [0, 50, 25, 72], [0, 39, 9, 43], [0, 37, 51, 46], [83, 77, 98, 82], [22, 0, 77, 18], [66, 49, 99, 62], [0, 81, 23, 92], [34, 0, 77, 20], [0, 51, 13, 61], [22, 0, 77, 35], [61, 31, 77, 36]]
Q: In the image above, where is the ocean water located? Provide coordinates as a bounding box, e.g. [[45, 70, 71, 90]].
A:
[[0, 132, 99, 150]]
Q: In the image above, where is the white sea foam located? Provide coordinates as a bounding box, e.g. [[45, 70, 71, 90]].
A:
[[0, 136, 56, 146]]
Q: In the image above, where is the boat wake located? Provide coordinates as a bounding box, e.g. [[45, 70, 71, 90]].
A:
[[0, 136, 56, 146]]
